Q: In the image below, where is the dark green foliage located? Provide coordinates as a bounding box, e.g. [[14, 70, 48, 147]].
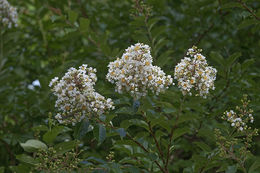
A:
[[0, 0, 260, 172]]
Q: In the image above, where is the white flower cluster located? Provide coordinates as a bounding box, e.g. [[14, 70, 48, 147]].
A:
[[223, 110, 254, 131], [174, 46, 217, 98], [0, 0, 18, 28], [49, 64, 114, 125], [106, 43, 174, 99]]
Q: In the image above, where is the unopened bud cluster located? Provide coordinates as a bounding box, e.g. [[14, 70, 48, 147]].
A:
[[106, 151, 115, 162], [222, 95, 255, 132], [0, 0, 18, 28], [174, 46, 217, 98], [106, 43, 174, 99], [49, 64, 114, 124], [34, 147, 81, 172]]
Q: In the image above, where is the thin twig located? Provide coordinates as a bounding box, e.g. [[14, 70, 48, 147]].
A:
[[0, 29, 3, 63], [147, 120, 166, 165], [95, 118, 166, 173], [76, 0, 88, 18], [237, 0, 260, 21], [165, 97, 184, 172], [0, 139, 16, 165], [192, 23, 214, 47]]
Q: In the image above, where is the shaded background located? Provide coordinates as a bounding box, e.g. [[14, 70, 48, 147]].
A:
[[0, 0, 259, 172]]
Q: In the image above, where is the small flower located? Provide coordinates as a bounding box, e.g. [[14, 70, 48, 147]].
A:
[[106, 43, 174, 99], [174, 46, 217, 98], [222, 95, 256, 132], [0, 0, 18, 28], [49, 64, 114, 125]]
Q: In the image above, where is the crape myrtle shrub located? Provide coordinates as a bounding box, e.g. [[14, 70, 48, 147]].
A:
[[0, 0, 260, 172]]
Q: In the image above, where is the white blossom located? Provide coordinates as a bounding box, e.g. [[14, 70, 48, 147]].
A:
[[49, 64, 114, 125], [0, 0, 18, 28], [106, 43, 174, 99], [174, 46, 217, 98], [223, 109, 254, 131]]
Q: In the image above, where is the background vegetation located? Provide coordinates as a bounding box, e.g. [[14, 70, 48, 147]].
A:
[[0, 0, 260, 172]]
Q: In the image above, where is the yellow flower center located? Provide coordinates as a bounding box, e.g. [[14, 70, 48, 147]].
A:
[[121, 78, 126, 83], [148, 76, 152, 80], [65, 106, 70, 111], [68, 86, 74, 90], [145, 61, 150, 66], [134, 45, 140, 51], [115, 62, 119, 67], [157, 80, 162, 84], [136, 55, 142, 61]]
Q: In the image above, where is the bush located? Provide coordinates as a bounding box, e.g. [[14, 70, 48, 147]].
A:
[[0, 0, 260, 172]]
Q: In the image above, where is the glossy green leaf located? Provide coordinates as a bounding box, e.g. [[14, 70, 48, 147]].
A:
[[68, 10, 78, 24], [16, 154, 38, 165], [20, 139, 47, 153], [43, 126, 71, 144]]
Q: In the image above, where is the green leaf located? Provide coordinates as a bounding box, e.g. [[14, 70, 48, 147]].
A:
[[74, 119, 90, 140], [130, 16, 145, 27], [121, 119, 149, 131], [151, 26, 167, 42], [242, 59, 255, 71], [105, 114, 117, 123], [221, 2, 241, 9], [32, 125, 48, 132], [9, 164, 31, 173], [209, 51, 225, 66], [174, 114, 198, 126], [20, 139, 47, 153], [99, 124, 106, 144], [238, 19, 258, 29], [16, 154, 38, 165], [249, 158, 260, 173], [68, 10, 78, 24], [79, 18, 90, 33], [43, 126, 71, 144], [54, 140, 78, 155], [147, 153, 158, 161], [115, 128, 126, 138], [227, 52, 241, 67], [115, 107, 135, 115], [148, 17, 160, 31], [173, 127, 190, 140], [193, 142, 211, 152], [156, 50, 174, 67], [225, 165, 237, 173], [0, 167, 4, 173]]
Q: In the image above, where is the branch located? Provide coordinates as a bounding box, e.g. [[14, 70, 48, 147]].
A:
[[165, 97, 184, 172], [0, 138, 16, 165], [147, 121, 166, 165], [237, 0, 260, 21], [76, 0, 88, 18], [95, 118, 167, 173], [192, 23, 214, 47]]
